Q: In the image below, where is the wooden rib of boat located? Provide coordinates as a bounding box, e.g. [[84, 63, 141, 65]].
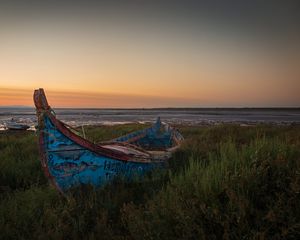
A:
[[34, 88, 184, 193]]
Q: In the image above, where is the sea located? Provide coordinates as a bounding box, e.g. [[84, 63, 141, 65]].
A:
[[0, 108, 299, 131]]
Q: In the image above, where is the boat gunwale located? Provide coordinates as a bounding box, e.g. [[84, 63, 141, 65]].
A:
[[34, 89, 163, 163]]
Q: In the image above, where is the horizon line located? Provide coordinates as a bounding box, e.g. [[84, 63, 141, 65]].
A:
[[0, 105, 299, 110]]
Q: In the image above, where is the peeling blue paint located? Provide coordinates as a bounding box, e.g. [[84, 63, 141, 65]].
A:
[[42, 117, 163, 191]]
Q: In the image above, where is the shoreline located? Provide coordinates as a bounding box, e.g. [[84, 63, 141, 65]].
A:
[[0, 120, 299, 135]]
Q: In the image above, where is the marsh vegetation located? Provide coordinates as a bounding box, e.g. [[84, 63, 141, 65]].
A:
[[0, 124, 299, 239]]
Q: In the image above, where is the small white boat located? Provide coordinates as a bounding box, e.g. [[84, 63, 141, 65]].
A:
[[5, 118, 30, 130]]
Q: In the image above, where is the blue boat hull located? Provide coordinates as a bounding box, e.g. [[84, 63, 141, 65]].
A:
[[41, 116, 163, 192], [34, 88, 183, 193]]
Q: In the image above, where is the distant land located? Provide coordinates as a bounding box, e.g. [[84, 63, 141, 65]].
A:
[[0, 106, 299, 110]]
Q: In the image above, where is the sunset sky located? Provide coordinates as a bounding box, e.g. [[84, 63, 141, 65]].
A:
[[0, 1, 299, 107]]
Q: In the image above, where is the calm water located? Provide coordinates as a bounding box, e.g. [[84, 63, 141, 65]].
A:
[[0, 108, 299, 130]]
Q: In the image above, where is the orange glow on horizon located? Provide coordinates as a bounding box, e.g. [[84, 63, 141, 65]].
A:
[[0, 87, 208, 108], [0, 83, 299, 108]]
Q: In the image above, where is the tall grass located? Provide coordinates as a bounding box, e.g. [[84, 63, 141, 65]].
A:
[[124, 130, 300, 239], [0, 132, 46, 193], [0, 124, 299, 239]]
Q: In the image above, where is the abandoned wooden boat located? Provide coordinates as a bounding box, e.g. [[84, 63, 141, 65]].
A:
[[34, 88, 183, 193]]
